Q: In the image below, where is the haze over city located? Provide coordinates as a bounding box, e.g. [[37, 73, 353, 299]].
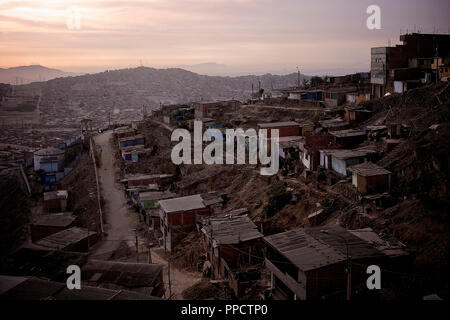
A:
[[1, 0, 449, 75]]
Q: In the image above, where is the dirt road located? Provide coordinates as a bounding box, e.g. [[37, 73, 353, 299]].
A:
[[91, 130, 137, 257], [91, 130, 203, 298], [150, 249, 203, 300]]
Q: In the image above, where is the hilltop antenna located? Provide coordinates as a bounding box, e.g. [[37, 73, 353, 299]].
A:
[[251, 83, 254, 104]]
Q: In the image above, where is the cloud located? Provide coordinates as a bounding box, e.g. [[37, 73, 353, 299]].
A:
[[0, 0, 449, 73]]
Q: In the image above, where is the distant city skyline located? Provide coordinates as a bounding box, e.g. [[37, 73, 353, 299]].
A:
[[0, 0, 449, 76]]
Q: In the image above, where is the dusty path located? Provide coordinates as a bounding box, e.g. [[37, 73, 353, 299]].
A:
[[150, 249, 203, 300], [91, 131, 201, 299], [91, 130, 137, 257], [90, 130, 203, 299]]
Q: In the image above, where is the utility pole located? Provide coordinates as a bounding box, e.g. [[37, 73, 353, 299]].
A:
[[251, 83, 254, 104], [345, 240, 352, 301], [168, 259, 172, 298], [435, 41, 439, 84], [297, 67, 301, 88], [135, 229, 139, 263], [321, 230, 351, 300], [148, 227, 152, 264]]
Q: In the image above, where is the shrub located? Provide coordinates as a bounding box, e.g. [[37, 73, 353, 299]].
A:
[[263, 185, 291, 217]]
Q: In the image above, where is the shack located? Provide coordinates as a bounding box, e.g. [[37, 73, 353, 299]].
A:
[[0, 275, 160, 300], [330, 149, 376, 176], [257, 121, 300, 138], [263, 226, 410, 300], [136, 191, 178, 228], [159, 194, 210, 251], [201, 215, 263, 297], [33, 147, 65, 172], [82, 259, 165, 298], [43, 190, 68, 213], [122, 174, 174, 188], [348, 162, 391, 195], [298, 122, 315, 136], [30, 212, 77, 242], [319, 118, 350, 132], [118, 134, 145, 149], [36, 227, 98, 252], [114, 126, 135, 139], [344, 106, 373, 125], [331, 129, 367, 149]]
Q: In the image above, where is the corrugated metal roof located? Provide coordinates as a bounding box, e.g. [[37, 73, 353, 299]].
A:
[[36, 227, 95, 249], [0, 276, 160, 300], [258, 121, 299, 128], [32, 212, 76, 227], [138, 191, 177, 202], [200, 191, 224, 206], [119, 134, 144, 142], [331, 149, 374, 160], [201, 215, 263, 245], [82, 259, 163, 289], [122, 173, 173, 182], [264, 226, 406, 272], [264, 228, 346, 271], [319, 118, 349, 128], [348, 162, 391, 176], [159, 194, 206, 213], [34, 147, 64, 156], [330, 129, 366, 138]]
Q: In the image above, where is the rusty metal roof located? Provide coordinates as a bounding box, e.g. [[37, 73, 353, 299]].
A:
[[0, 275, 160, 300], [138, 191, 177, 202], [264, 228, 346, 271], [202, 215, 263, 245], [330, 129, 367, 138], [258, 121, 299, 128], [81, 259, 163, 289], [36, 227, 95, 250], [348, 162, 391, 176], [32, 212, 76, 227], [159, 194, 206, 213], [264, 226, 404, 272]]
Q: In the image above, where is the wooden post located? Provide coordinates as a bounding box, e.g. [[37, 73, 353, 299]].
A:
[[135, 230, 139, 263], [347, 262, 352, 301], [168, 260, 172, 299], [148, 227, 152, 264]]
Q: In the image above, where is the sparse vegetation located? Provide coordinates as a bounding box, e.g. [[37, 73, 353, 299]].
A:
[[263, 184, 291, 218]]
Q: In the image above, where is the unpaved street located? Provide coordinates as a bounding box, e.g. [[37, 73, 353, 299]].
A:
[[91, 130, 202, 298], [150, 249, 202, 300], [91, 130, 137, 257]]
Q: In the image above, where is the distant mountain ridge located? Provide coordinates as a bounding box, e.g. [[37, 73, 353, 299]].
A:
[[21, 66, 310, 110], [0, 65, 78, 85]]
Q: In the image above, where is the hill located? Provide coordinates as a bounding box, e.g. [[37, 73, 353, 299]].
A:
[[0, 65, 77, 85], [26, 66, 307, 108]]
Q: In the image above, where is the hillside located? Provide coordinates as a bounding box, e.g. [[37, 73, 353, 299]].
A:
[[25, 66, 307, 109], [144, 83, 449, 298], [0, 65, 76, 85]]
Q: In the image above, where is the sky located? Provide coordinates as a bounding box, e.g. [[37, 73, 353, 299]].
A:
[[0, 0, 449, 75]]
